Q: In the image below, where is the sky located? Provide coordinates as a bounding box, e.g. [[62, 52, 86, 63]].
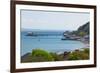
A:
[[21, 10, 90, 31]]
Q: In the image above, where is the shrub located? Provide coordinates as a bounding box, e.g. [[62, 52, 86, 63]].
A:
[[31, 49, 54, 62], [68, 48, 89, 60], [83, 48, 89, 54], [68, 52, 81, 60], [50, 52, 62, 61]]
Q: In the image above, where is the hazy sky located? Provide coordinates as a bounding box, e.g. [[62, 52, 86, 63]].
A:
[[21, 10, 90, 31]]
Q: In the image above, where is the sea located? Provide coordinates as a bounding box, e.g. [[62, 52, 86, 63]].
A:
[[21, 30, 86, 56]]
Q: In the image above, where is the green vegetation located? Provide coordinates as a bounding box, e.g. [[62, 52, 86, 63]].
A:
[[63, 22, 89, 37], [21, 48, 89, 63], [78, 31, 86, 37], [68, 48, 89, 60], [31, 49, 54, 62], [50, 52, 63, 61], [78, 22, 89, 35]]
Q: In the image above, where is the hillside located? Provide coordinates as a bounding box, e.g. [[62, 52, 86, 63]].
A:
[[64, 22, 89, 36], [77, 22, 89, 35]]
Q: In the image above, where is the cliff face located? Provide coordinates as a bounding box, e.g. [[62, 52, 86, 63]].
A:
[[77, 22, 89, 35]]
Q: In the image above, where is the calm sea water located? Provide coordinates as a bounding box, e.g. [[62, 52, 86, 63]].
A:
[[21, 30, 86, 56]]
